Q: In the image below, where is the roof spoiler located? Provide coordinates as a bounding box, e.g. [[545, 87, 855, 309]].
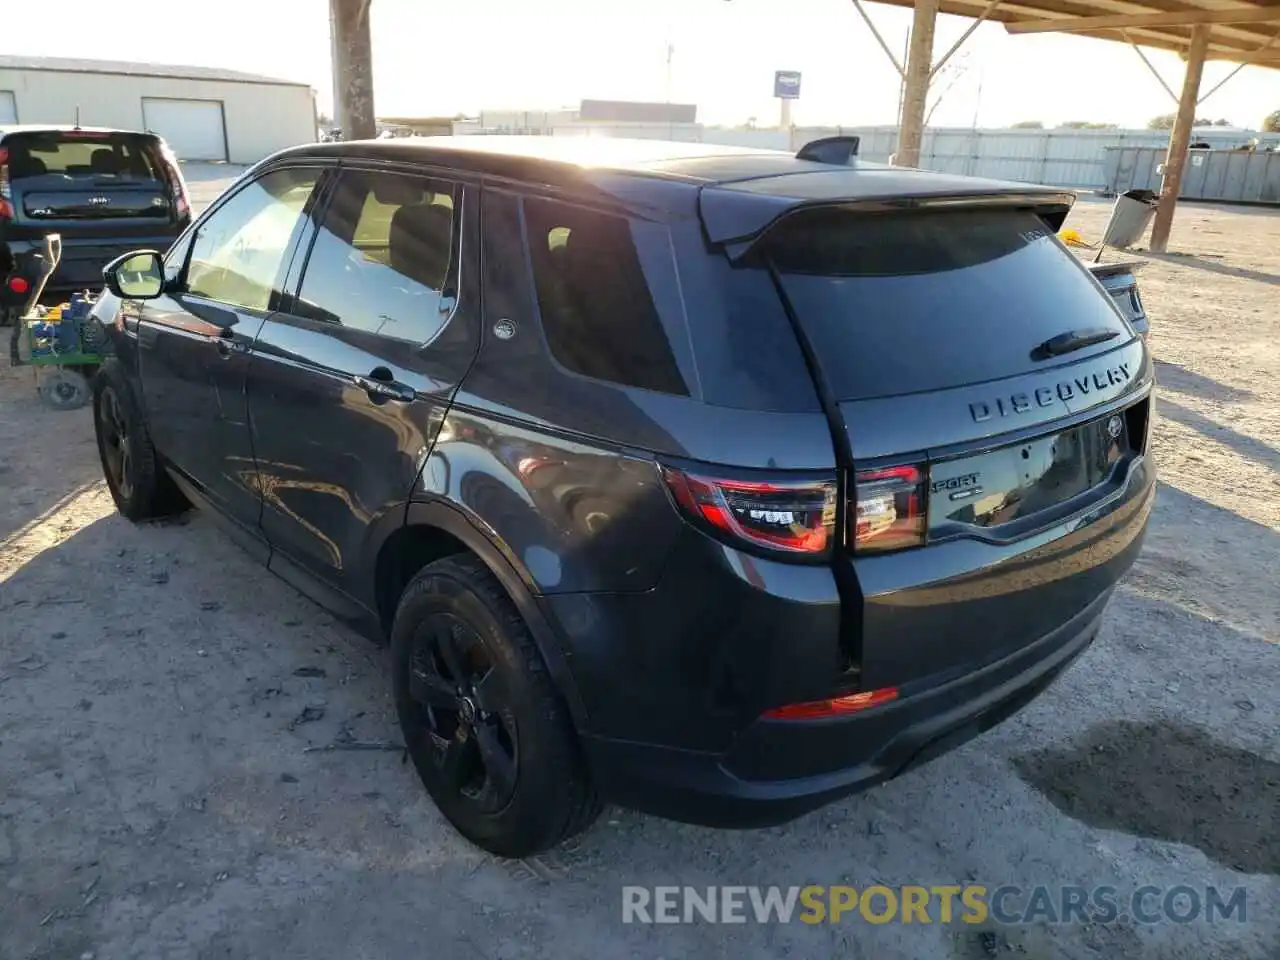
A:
[[796, 136, 860, 165]]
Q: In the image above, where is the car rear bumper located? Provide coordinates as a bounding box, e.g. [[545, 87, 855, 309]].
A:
[[545, 451, 1153, 828], [581, 590, 1109, 828], [2, 231, 182, 301]]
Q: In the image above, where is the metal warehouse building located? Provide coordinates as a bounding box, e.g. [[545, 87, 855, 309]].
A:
[[0, 56, 316, 164]]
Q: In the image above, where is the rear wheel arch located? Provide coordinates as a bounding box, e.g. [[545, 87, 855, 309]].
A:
[[376, 501, 588, 728]]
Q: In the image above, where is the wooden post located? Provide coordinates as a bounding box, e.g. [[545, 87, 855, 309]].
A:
[[330, 0, 376, 142], [1149, 24, 1209, 253], [895, 0, 938, 167]]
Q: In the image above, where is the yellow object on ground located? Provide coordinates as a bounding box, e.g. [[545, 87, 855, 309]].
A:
[[1058, 228, 1094, 249]]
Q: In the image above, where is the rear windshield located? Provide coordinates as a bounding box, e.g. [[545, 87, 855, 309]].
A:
[[3, 132, 163, 181], [764, 209, 1132, 401]]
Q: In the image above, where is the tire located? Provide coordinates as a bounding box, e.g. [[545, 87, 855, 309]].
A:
[[37, 368, 91, 410], [391, 555, 601, 857], [92, 361, 187, 522]]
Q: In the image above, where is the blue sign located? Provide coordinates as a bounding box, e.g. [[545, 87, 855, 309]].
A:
[[774, 70, 802, 100]]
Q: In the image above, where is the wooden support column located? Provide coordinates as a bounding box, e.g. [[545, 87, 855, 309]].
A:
[[331, 0, 376, 141], [1149, 24, 1209, 253], [895, 0, 938, 167]]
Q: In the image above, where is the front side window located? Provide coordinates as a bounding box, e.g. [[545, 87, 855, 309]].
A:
[[523, 198, 687, 395], [295, 170, 457, 342], [185, 167, 319, 311]]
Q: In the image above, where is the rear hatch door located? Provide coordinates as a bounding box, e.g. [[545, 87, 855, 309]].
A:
[[6, 130, 176, 234], [759, 205, 1153, 688]]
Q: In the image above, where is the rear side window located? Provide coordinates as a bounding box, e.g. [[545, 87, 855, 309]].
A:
[[3, 132, 162, 180], [765, 209, 1131, 401], [523, 198, 688, 396], [296, 169, 457, 343]]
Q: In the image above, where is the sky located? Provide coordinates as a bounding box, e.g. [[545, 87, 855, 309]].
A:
[[8, 0, 1279, 130]]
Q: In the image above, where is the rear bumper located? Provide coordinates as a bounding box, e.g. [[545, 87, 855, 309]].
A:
[[582, 591, 1108, 828], [1, 230, 182, 301], [548, 451, 1153, 828]]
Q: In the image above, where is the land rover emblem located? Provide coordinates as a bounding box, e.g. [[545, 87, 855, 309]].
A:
[[1107, 414, 1123, 439], [493, 319, 517, 341]]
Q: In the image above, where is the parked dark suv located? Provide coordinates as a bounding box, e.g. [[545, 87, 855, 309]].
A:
[[91, 136, 1155, 856], [0, 125, 191, 321]]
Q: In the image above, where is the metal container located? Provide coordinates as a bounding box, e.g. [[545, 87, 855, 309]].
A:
[[1103, 146, 1280, 204], [1102, 190, 1159, 248]]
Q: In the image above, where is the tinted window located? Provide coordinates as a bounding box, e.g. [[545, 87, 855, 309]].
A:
[[3, 132, 163, 180], [295, 170, 457, 343], [185, 168, 318, 311], [765, 209, 1131, 401], [523, 198, 687, 396]]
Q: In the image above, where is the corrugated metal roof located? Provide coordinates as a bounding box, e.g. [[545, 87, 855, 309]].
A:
[[0, 55, 310, 87], [870, 0, 1279, 66]]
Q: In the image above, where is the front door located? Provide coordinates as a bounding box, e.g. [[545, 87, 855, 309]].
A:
[[137, 166, 323, 536], [246, 167, 481, 608]]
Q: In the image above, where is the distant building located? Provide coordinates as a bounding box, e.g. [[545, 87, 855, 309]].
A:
[[0, 55, 316, 163], [579, 100, 697, 124]]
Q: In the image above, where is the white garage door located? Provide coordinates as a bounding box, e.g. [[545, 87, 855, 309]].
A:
[[0, 91, 17, 125], [141, 98, 226, 161]]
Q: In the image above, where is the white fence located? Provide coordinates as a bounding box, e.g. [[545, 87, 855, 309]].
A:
[[456, 119, 1271, 191]]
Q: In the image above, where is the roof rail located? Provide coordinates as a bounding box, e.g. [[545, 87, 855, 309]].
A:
[[796, 136, 860, 166]]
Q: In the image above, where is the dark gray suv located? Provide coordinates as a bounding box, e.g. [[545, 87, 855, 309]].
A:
[[91, 136, 1155, 856]]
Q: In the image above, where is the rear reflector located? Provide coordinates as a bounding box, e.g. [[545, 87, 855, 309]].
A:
[[763, 687, 900, 720], [8, 275, 29, 294], [853, 464, 927, 553], [661, 465, 837, 557]]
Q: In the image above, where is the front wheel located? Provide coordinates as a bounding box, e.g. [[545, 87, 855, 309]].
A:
[[92, 362, 187, 522], [391, 555, 601, 857]]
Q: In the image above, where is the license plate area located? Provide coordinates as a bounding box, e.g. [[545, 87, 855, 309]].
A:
[[928, 405, 1138, 538]]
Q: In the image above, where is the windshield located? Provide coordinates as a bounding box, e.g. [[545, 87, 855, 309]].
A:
[[4, 132, 164, 181], [765, 208, 1132, 401]]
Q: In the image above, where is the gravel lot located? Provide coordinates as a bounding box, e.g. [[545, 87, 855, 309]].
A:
[[1, 166, 1276, 959]]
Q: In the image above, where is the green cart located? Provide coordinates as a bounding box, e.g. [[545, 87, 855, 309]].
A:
[[9, 234, 106, 410]]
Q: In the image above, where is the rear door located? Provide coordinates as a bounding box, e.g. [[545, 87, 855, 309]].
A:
[[246, 165, 481, 608], [759, 206, 1154, 687]]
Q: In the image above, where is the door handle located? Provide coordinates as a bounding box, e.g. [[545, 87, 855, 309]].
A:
[[208, 328, 246, 357], [353, 372, 415, 403]]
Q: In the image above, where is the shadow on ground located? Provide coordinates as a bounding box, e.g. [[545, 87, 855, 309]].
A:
[[1145, 252, 1280, 287], [1013, 720, 1278, 875], [1157, 398, 1280, 475], [1153, 359, 1253, 404]]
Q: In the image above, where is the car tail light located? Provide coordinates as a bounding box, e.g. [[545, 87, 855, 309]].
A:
[[661, 465, 837, 557], [853, 464, 927, 554], [763, 686, 899, 720], [158, 142, 191, 218], [8, 275, 29, 295], [0, 147, 12, 220]]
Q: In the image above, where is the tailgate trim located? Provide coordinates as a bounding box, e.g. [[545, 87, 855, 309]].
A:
[[839, 338, 1150, 461]]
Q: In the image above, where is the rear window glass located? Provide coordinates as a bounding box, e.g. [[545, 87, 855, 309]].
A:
[[3, 133, 163, 180], [523, 197, 688, 396], [765, 209, 1131, 401]]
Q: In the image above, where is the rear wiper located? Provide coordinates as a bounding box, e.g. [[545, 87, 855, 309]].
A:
[[1031, 327, 1120, 361]]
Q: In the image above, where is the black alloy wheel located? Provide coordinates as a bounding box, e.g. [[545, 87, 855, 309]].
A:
[[406, 614, 519, 813]]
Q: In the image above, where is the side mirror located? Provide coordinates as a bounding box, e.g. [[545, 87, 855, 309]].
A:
[[104, 250, 165, 300]]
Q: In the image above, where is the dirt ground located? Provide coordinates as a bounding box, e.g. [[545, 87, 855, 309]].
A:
[[1, 171, 1277, 960]]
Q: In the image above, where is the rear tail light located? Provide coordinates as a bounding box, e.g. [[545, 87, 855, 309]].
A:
[[8, 275, 29, 295], [763, 686, 899, 720], [0, 147, 12, 220], [853, 464, 927, 554], [159, 143, 191, 218], [661, 465, 837, 557]]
